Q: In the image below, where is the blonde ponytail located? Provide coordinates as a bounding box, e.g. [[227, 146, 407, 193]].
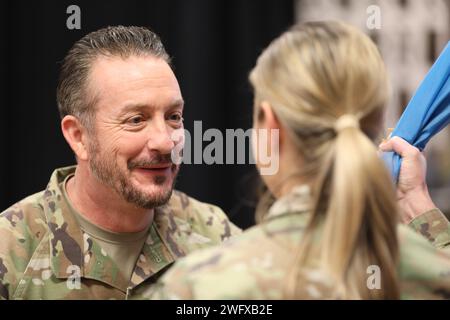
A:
[[250, 21, 400, 299], [320, 124, 399, 298]]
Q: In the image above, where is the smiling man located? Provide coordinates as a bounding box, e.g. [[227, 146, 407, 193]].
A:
[[0, 26, 241, 300]]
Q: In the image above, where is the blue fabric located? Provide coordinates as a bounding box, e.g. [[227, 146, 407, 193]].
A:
[[383, 41, 450, 183]]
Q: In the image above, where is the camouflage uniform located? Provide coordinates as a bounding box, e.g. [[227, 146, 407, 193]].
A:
[[0, 166, 241, 299], [141, 185, 450, 299]]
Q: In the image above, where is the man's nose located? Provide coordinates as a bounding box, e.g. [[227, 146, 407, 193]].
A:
[[146, 119, 175, 155]]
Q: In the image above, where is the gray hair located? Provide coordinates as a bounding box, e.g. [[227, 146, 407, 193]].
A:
[[56, 25, 171, 131]]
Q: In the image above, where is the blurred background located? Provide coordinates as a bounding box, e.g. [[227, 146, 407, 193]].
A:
[[0, 0, 449, 229], [296, 0, 450, 219]]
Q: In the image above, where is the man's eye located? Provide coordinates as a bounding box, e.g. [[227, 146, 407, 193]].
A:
[[169, 113, 183, 122], [127, 115, 145, 125]]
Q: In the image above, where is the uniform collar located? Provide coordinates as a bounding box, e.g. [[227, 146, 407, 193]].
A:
[[265, 184, 312, 220], [42, 166, 85, 280], [41, 166, 183, 292]]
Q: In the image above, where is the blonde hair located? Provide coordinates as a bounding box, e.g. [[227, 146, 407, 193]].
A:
[[249, 21, 399, 299]]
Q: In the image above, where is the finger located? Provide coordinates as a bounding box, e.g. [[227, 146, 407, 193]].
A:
[[378, 136, 403, 151], [379, 136, 420, 158]]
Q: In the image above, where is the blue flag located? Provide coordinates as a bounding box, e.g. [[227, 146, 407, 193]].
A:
[[383, 41, 450, 183]]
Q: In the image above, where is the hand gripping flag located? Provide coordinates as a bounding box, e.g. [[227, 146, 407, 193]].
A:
[[383, 41, 450, 183]]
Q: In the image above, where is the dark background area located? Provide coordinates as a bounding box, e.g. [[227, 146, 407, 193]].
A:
[[0, 0, 294, 229]]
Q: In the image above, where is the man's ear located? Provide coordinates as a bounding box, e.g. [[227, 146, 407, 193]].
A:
[[61, 115, 89, 161]]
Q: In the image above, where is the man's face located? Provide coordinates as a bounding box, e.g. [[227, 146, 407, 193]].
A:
[[86, 55, 184, 209]]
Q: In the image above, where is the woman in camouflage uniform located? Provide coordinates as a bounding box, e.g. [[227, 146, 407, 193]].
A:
[[142, 21, 450, 299]]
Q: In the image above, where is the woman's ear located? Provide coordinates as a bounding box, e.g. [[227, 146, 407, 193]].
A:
[[258, 101, 281, 131], [61, 115, 89, 161], [253, 101, 283, 178], [257, 100, 285, 150]]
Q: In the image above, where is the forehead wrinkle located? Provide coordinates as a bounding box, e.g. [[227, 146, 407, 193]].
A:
[[88, 56, 182, 116], [92, 56, 177, 90]]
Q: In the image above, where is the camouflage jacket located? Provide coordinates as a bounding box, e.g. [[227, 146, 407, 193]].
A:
[[142, 185, 450, 300], [0, 166, 241, 300]]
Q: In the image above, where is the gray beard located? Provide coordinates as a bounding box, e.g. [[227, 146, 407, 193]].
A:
[[88, 138, 178, 209]]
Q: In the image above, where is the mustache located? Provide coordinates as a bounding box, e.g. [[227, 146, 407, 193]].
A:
[[128, 154, 174, 170]]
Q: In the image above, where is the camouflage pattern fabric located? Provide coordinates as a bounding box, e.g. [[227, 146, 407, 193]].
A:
[[409, 208, 450, 249], [140, 185, 450, 300], [0, 166, 241, 299]]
